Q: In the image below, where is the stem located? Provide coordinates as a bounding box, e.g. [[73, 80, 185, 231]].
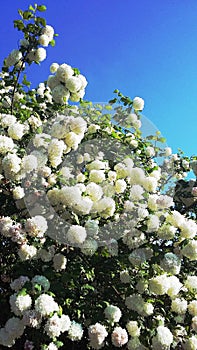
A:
[[10, 59, 25, 114]]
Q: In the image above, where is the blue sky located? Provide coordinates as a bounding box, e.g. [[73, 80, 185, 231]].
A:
[[0, 0, 197, 157]]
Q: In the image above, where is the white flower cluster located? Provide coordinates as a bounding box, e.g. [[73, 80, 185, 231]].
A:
[[0, 317, 25, 347], [44, 313, 71, 338], [149, 274, 183, 298], [4, 49, 22, 67], [88, 323, 108, 349], [27, 25, 54, 63], [152, 326, 173, 349], [47, 63, 87, 103], [125, 294, 154, 316], [39, 25, 54, 46]]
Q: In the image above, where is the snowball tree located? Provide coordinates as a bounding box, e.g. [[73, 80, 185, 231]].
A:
[[0, 4, 197, 350]]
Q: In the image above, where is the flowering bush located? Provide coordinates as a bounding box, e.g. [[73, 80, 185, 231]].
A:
[[0, 4, 197, 350]]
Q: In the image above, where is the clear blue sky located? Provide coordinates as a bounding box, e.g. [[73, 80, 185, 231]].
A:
[[1, 0, 197, 157]]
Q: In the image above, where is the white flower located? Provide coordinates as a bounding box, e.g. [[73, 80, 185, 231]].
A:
[[191, 316, 197, 332], [44, 313, 70, 338], [20, 38, 29, 47], [127, 167, 145, 185], [5, 49, 22, 67], [104, 305, 122, 323], [120, 270, 131, 284], [0, 328, 15, 348], [125, 294, 146, 315], [180, 219, 197, 239], [152, 326, 173, 349], [68, 321, 83, 341], [41, 25, 54, 41], [87, 160, 108, 171], [158, 223, 177, 240], [52, 84, 70, 104], [2, 153, 21, 174], [39, 34, 50, 46], [56, 63, 74, 82], [88, 323, 108, 349], [35, 294, 59, 317], [34, 47, 46, 62], [160, 253, 181, 275], [130, 184, 144, 201], [89, 169, 105, 183], [171, 298, 187, 314], [147, 214, 160, 232], [129, 248, 153, 266], [66, 76, 82, 93], [10, 276, 30, 291], [149, 274, 170, 295], [126, 321, 140, 337], [12, 186, 25, 200], [111, 326, 128, 348], [164, 147, 172, 156], [70, 89, 85, 102], [183, 336, 197, 350], [9, 293, 32, 316], [167, 276, 183, 297], [21, 155, 37, 173], [114, 162, 128, 179], [18, 244, 37, 261], [70, 116, 87, 134], [156, 194, 174, 209], [64, 131, 81, 150], [60, 185, 81, 206], [78, 74, 88, 88], [46, 343, 58, 350], [93, 197, 116, 219], [47, 75, 60, 89], [142, 176, 158, 192], [4, 316, 25, 339], [146, 146, 155, 157], [0, 135, 15, 154], [132, 96, 144, 111], [25, 216, 48, 237], [182, 240, 197, 260], [48, 138, 65, 162], [60, 314, 71, 332], [115, 179, 127, 193], [32, 275, 50, 291], [86, 182, 103, 201], [188, 300, 197, 316], [166, 210, 184, 228], [50, 63, 59, 73], [185, 276, 197, 291], [53, 253, 67, 271], [0, 114, 16, 127], [67, 225, 87, 245], [80, 239, 98, 256]]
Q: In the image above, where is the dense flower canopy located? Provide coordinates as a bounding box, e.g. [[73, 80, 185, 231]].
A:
[[0, 4, 197, 350]]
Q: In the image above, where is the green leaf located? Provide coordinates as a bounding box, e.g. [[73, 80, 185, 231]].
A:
[[49, 39, 56, 47], [37, 5, 47, 12], [14, 20, 25, 30], [34, 283, 42, 292], [18, 288, 27, 296], [29, 4, 35, 11], [22, 74, 31, 87], [109, 98, 117, 104], [18, 9, 24, 19], [23, 11, 33, 20], [54, 341, 64, 348], [35, 17, 46, 26], [73, 67, 80, 75]]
